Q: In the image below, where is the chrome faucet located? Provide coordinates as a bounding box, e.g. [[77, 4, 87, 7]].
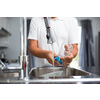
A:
[[19, 17, 29, 79], [44, 17, 56, 44]]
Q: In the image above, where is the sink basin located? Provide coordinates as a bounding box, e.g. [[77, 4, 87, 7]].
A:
[[0, 66, 90, 80], [0, 67, 91, 84], [0, 68, 19, 79], [29, 67, 90, 78]]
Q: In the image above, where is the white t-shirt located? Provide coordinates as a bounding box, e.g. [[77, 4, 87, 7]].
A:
[[28, 17, 79, 67]]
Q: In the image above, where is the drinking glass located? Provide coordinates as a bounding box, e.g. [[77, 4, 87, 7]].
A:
[[58, 42, 73, 57]]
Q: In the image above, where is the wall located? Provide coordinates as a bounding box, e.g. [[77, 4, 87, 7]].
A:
[[0, 17, 10, 32]]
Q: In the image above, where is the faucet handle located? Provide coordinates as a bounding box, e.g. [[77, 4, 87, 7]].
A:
[[0, 60, 6, 67]]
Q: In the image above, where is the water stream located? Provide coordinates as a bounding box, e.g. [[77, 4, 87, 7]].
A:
[[51, 44, 55, 77]]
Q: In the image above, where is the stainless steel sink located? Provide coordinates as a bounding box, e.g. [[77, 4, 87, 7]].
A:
[[0, 66, 90, 80], [0, 66, 91, 84], [29, 67, 90, 78], [0, 63, 21, 79], [0, 68, 19, 79]]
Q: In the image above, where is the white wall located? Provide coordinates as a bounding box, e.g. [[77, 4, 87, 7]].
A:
[[0, 17, 10, 32]]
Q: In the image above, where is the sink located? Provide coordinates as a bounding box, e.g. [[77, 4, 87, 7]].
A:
[[0, 66, 90, 80], [0, 68, 19, 79], [0, 67, 91, 84], [29, 67, 90, 78]]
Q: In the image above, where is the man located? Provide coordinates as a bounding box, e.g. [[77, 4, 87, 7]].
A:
[[28, 17, 79, 67]]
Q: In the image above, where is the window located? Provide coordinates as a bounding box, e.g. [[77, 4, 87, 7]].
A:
[[70, 26, 82, 68]]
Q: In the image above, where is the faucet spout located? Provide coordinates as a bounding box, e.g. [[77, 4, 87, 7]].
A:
[[44, 17, 56, 44]]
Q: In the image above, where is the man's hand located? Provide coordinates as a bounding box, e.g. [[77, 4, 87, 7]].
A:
[[45, 51, 61, 66], [60, 53, 74, 67], [60, 44, 78, 67]]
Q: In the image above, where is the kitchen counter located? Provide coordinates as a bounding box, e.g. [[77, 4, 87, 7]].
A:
[[0, 66, 100, 84], [0, 76, 100, 84]]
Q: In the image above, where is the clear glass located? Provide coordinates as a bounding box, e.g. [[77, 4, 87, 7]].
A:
[[58, 42, 73, 57]]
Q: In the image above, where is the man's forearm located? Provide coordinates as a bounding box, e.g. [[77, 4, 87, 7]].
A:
[[29, 39, 50, 58], [71, 44, 78, 58], [29, 45, 50, 58]]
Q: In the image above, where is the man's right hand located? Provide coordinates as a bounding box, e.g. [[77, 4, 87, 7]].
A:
[[29, 40, 62, 66], [45, 51, 61, 66]]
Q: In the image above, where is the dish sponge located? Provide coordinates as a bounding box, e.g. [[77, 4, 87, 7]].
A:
[[54, 56, 62, 64]]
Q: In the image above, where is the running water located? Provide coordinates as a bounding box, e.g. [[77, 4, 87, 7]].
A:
[[51, 43, 55, 77]]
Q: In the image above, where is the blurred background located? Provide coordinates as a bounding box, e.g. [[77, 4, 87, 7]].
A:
[[0, 17, 100, 75]]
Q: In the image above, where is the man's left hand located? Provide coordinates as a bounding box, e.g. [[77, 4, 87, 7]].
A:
[[60, 53, 74, 67]]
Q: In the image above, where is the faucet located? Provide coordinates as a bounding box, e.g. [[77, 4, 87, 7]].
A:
[[19, 17, 29, 80], [0, 17, 29, 80], [44, 17, 56, 44]]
